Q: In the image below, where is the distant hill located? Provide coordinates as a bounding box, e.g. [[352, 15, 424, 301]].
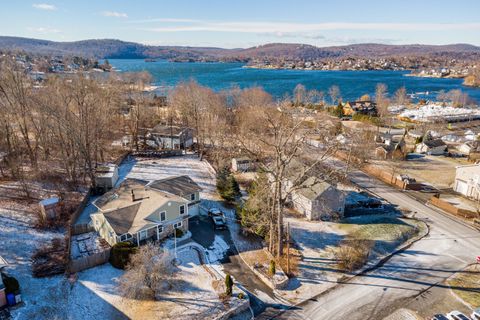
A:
[[1, 36, 479, 61]]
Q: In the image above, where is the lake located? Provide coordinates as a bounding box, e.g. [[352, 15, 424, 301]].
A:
[[108, 59, 480, 103]]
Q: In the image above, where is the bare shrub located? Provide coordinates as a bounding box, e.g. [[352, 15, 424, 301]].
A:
[[334, 239, 374, 271], [32, 237, 68, 277], [117, 242, 174, 300]]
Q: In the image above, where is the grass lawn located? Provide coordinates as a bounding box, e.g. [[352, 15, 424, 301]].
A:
[[447, 265, 480, 307], [336, 215, 424, 255]]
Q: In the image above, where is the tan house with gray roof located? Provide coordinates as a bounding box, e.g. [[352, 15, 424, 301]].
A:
[[288, 176, 345, 221], [91, 176, 201, 246]]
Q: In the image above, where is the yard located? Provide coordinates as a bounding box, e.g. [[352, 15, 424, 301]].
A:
[[279, 213, 426, 303], [0, 180, 85, 319], [371, 154, 469, 189], [1, 155, 252, 319]]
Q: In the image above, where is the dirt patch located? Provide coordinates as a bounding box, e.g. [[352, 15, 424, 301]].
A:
[[371, 155, 469, 189], [447, 264, 480, 307]]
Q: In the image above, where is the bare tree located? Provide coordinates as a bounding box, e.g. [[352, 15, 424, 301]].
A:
[[293, 84, 307, 107], [118, 243, 174, 300], [236, 98, 339, 256], [328, 85, 341, 106], [394, 86, 410, 106]]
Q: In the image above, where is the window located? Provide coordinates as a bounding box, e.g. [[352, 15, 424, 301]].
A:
[[139, 230, 148, 240], [174, 221, 182, 228], [180, 205, 185, 215], [120, 233, 132, 242], [159, 211, 166, 221], [190, 193, 195, 201], [157, 225, 163, 233]]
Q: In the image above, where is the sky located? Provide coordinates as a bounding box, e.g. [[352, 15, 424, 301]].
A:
[[1, 0, 480, 48]]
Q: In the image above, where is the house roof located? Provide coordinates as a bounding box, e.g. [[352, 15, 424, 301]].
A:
[[296, 176, 332, 200], [95, 163, 118, 178], [0, 256, 7, 269], [151, 124, 189, 137], [94, 178, 188, 234], [424, 139, 446, 148], [464, 140, 480, 152], [345, 100, 377, 111], [148, 175, 202, 197], [103, 202, 141, 235]]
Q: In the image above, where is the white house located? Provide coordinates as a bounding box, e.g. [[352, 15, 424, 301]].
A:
[[289, 177, 346, 221], [150, 125, 193, 150], [415, 139, 447, 155], [458, 140, 480, 155], [95, 164, 119, 192], [454, 164, 480, 200]]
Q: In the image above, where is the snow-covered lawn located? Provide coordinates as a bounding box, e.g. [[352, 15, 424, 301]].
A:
[[0, 199, 67, 320], [279, 214, 425, 303], [117, 154, 217, 200], [73, 247, 228, 320]]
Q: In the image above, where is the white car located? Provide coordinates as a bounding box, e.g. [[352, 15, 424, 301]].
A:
[[471, 308, 480, 320], [447, 311, 470, 320]]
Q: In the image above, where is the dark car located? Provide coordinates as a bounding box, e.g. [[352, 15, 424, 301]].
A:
[[431, 314, 449, 320]]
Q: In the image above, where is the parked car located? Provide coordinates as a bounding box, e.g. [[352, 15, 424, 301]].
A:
[[432, 314, 449, 320], [447, 311, 470, 320], [208, 207, 223, 217], [212, 215, 227, 230], [471, 308, 480, 320]]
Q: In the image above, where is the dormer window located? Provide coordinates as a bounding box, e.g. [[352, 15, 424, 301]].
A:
[[190, 193, 195, 201]]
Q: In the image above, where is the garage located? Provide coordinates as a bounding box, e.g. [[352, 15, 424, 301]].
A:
[[455, 180, 468, 195], [188, 204, 199, 217]]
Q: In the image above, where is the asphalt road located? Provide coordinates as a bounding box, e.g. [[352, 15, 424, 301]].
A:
[[275, 163, 480, 320]]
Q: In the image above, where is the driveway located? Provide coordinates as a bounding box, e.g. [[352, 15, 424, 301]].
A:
[[275, 159, 480, 319], [189, 215, 290, 316]]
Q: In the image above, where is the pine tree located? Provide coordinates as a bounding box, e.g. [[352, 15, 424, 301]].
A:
[[225, 274, 233, 296]]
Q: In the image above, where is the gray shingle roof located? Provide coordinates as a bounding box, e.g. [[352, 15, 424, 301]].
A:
[[151, 125, 189, 137], [103, 202, 141, 235], [296, 176, 332, 200], [148, 175, 202, 197]]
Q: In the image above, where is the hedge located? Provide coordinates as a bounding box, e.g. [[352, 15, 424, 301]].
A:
[[109, 242, 137, 269]]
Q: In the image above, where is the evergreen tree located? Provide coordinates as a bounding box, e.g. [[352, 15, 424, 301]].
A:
[[225, 274, 233, 296], [216, 166, 229, 195]]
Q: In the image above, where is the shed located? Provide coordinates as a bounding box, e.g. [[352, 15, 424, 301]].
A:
[[95, 164, 119, 192], [39, 197, 60, 220], [231, 157, 257, 172]]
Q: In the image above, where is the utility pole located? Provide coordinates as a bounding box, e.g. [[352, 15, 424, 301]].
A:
[[286, 222, 290, 275], [174, 228, 178, 261]]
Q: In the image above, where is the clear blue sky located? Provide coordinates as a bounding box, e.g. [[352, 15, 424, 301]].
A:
[[1, 0, 479, 48]]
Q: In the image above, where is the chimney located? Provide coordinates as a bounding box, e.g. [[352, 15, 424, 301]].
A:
[[131, 189, 135, 202]]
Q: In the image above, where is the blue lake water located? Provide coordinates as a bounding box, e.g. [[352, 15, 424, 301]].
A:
[[108, 59, 480, 103]]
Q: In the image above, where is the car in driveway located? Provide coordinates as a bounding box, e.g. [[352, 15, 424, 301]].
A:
[[208, 207, 223, 217], [432, 314, 449, 320], [212, 215, 227, 230], [447, 311, 471, 320]]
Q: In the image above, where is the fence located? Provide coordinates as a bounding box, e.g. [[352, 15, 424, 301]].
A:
[[131, 150, 183, 158], [71, 223, 94, 236], [430, 195, 478, 219], [68, 248, 111, 273]]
